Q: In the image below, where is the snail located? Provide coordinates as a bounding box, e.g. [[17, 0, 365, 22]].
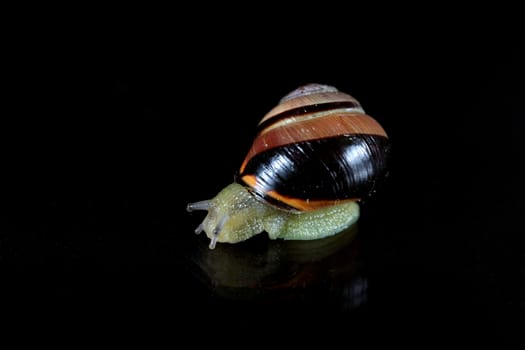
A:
[[187, 83, 390, 249]]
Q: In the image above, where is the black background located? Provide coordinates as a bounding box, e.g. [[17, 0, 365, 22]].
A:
[[2, 5, 524, 345]]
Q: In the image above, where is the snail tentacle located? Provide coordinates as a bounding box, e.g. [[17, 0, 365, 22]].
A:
[[186, 200, 212, 212]]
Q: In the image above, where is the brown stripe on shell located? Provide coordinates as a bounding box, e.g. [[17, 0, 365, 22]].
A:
[[259, 89, 362, 125], [240, 112, 387, 173], [257, 101, 362, 135]]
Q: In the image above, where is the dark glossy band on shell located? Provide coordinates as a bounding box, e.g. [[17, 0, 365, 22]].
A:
[[237, 84, 391, 212]]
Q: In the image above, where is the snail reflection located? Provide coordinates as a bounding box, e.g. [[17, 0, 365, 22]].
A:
[[187, 223, 367, 311], [187, 83, 390, 249]]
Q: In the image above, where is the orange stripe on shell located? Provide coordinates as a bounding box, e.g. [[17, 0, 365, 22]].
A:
[[240, 174, 358, 211]]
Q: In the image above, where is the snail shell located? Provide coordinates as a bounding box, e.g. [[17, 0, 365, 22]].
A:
[[238, 83, 390, 211], [187, 83, 390, 249]]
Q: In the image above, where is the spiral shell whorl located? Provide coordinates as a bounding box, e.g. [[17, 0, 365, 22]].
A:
[[259, 83, 365, 126], [239, 83, 390, 212], [279, 83, 339, 102]]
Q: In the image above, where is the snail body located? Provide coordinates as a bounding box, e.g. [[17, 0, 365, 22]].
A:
[[187, 83, 390, 249]]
